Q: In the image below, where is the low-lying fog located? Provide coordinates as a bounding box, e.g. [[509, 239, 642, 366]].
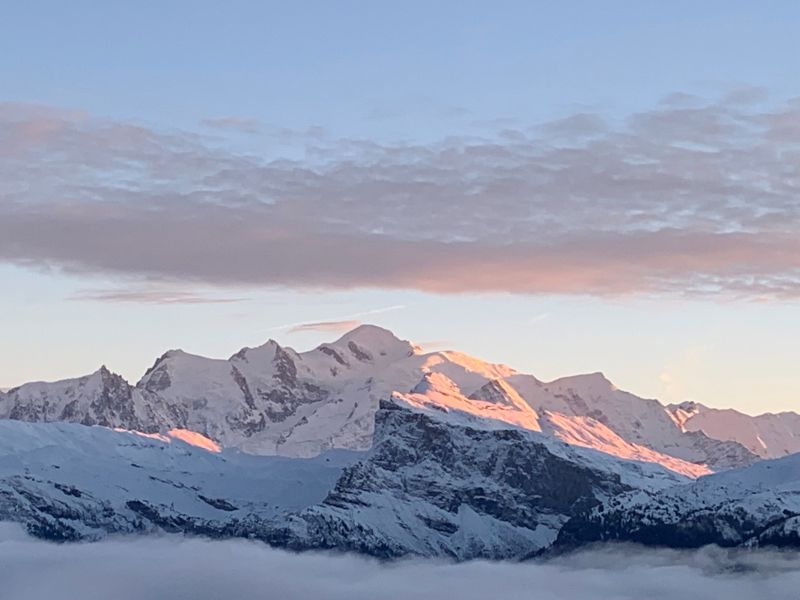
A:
[[2, 523, 797, 600]]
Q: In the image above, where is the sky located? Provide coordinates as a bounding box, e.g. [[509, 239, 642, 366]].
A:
[[1, 1, 799, 413]]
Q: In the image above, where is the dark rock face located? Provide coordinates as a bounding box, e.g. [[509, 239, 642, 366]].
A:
[[86, 367, 142, 428], [140, 357, 172, 392], [262, 401, 636, 559], [347, 341, 372, 363], [226, 343, 332, 427], [557, 501, 800, 550], [253, 347, 329, 424], [318, 346, 348, 366], [231, 366, 256, 410], [2, 367, 150, 431], [555, 497, 752, 550]]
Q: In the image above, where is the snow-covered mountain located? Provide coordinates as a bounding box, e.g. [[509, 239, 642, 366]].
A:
[[1, 322, 799, 558], [668, 401, 800, 459], [260, 398, 690, 559], [0, 325, 763, 476], [398, 372, 710, 478], [2, 387, 798, 559], [0, 418, 357, 542], [556, 449, 800, 550], [0, 399, 686, 559]]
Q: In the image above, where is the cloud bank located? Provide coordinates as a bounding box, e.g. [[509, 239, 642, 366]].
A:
[[2, 91, 800, 299], [1, 525, 799, 600]]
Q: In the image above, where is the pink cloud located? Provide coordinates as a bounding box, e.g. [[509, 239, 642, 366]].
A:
[[2, 93, 800, 300], [288, 320, 363, 334]]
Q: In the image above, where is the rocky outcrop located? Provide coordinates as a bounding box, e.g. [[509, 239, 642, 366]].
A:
[[258, 400, 685, 559]]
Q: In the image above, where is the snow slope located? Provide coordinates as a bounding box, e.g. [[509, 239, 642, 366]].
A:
[[0, 419, 357, 541], [506, 372, 757, 471], [668, 401, 800, 459]]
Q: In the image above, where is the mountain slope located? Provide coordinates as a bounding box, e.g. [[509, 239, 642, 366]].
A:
[[505, 373, 758, 471], [0, 419, 357, 541], [668, 401, 800, 459], [556, 451, 800, 550], [405, 374, 709, 478]]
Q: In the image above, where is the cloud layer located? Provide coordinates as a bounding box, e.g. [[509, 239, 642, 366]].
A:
[[2, 92, 800, 299], [1, 526, 799, 600]]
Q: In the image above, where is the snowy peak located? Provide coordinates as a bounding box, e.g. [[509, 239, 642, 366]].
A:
[[411, 371, 462, 396], [229, 339, 282, 363], [0, 365, 144, 430], [334, 323, 407, 346], [137, 348, 232, 394], [328, 324, 415, 364]]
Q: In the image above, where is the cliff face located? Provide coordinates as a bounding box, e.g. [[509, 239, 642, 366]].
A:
[[257, 399, 686, 560]]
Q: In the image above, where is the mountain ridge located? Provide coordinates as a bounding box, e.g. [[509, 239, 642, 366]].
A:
[[0, 324, 777, 475]]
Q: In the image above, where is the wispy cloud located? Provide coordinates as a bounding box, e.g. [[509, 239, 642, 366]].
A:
[[71, 287, 248, 305], [3, 90, 800, 299], [288, 319, 362, 334], [274, 305, 406, 334]]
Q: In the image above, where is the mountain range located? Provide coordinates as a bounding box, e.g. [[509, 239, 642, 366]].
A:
[[1, 324, 798, 558]]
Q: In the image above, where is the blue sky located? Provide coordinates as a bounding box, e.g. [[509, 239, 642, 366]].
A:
[[2, 1, 799, 413], [5, 1, 799, 134]]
